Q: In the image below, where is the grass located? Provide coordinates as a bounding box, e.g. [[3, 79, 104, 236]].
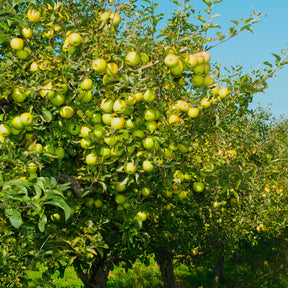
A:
[[26, 266, 83, 287], [25, 249, 288, 288]]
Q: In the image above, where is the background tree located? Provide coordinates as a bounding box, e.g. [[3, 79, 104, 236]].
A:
[[0, 0, 288, 287]]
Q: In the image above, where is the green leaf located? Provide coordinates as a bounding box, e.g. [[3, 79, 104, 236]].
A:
[[214, 0, 223, 3], [230, 20, 239, 27], [208, 23, 221, 29], [215, 114, 221, 127], [263, 61, 272, 68], [96, 247, 104, 258], [42, 108, 53, 123], [33, 184, 43, 199], [45, 189, 64, 198], [12, 0, 36, 5], [170, 0, 180, 6], [38, 214, 47, 232], [217, 32, 225, 40], [202, 0, 212, 6], [195, 15, 206, 23], [0, 9, 10, 15], [44, 198, 71, 221], [272, 53, 281, 64], [0, 31, 5, 44], [5, 193, 29, 202], [5, 208, 22, 229], [3, 179, 31, 190], [211, 14, 220, 19]]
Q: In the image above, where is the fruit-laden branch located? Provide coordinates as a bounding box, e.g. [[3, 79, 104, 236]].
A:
[[58, 174, 83, 198], [0, 99, 12, 114], [139, 46, 191, 72], [58, 173, 100, 198]]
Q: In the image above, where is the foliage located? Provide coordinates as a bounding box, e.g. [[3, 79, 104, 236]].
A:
[[0, 0, 288, 287]]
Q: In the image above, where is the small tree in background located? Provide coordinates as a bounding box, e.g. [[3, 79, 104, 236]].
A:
[[1, 0, 288, 287]]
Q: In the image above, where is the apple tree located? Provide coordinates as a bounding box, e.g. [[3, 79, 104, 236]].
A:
[[1, 0, 288, 287]]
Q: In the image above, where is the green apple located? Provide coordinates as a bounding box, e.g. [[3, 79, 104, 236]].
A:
[[102, 113, 114, 125], [124, 162, 137, 174], [142, 137, 154, 150], [125, 51, 140, 66], [140, 52, 150, 64], [101, 98, 114, 113], [12, 88, 27, 103], [115, 194, 126, 205], [136, 211, 148, 222], [50, 213, 61, 222], [100, 147, 111, 158], [44, 144, 55, 154], [85, 197, 95, 207], [142, 160, 153, 172], [0, 124, 11, 137], [80, 138, 92, 149], [80, 126, 91, 138], [103, 135, 118, 146], [164, 53, 179, 68], [94, 199, 103, 208], [68, 32, 82, 46], [30, 62, 38, 72], [132, 129, 145, 138], [187, 107, 199, 118], [134, 92, 143, 102], [55, 147, 65, 159], [192, 74, 204, 87], [110, 12, 121, 26], [111, 146, 124, 157], [125, 119, 135, 129], [146, 121, 157, 133], [143, 108, 156, 121], [10, 38, 24, 50], [113, 99, 127, 113], [91, 113, 102, 123], [111, 117, 125, 129], [80, 78, 93, 90], [141, 187, 151, 197], [203, 74, 214, 86], [204, 64, 211, 74], [50, 93, 65, 106], [193, 64, 205, 74], [86, 153, 98, 165], [68, 123, 80, 135], [202, 51, 211, 63], [16, 48, 30, 60], [106, 62, 119, 76], [60, 106, 74, 119], [27, 8, 41, 23], [115, 183, 126, 192], [177, 190, 188, 200], [143, 89, 156, 102], [93, 124, 105, 138], [170, 60, 184, 76], [20, 112, 33, 126], [185, 54, 198, 68], [22, 27, 33, 38], [12, 116, 24, 130], [92, 58, 107, 74]]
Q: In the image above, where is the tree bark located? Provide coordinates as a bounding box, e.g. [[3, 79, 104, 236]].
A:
[[74, 255, 115, 288], [213, 257, 224, 283], [155, 248, 176, 288]]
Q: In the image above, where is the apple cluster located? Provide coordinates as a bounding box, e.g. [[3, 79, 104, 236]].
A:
[[1, 4, 233, 222]]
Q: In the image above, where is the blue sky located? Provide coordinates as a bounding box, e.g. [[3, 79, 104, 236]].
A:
[[152, 0, 288, 118]]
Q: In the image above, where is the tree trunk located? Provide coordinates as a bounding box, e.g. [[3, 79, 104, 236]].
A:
[[213, 257, 224, 283], [74, 255, 115, 288], [155, 248, 176, 288]]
